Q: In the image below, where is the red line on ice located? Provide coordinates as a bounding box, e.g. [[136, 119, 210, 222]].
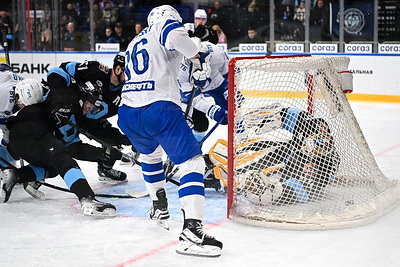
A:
[[115, 220, 226, 266], [374, 144, 400, 157]]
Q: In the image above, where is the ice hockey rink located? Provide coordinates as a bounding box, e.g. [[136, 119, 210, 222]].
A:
[[1, 101, 400, 267]]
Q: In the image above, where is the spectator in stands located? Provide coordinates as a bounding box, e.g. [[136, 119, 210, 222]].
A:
[[247, 1, 261, 13], [98, 0, 115, 10], [100, 1, 118, 28], [294, 1, 306, 24], [62, 21, 85, 51], [212, 25, 227, 44], [207, 1, 227, 32], [87, 3, 103, 27], [0, 9, 14, 49], [85, 22, 106, 46], [242, 27, 264, 43], [43, 2, 52, 30], [104, 26, 119, 43], [134, 23, 143, 36], [280, 5, 294, 39], [310, 0, 331, 41], [293, 1, 306, 40], [63, 2, 79, 26], [39, 28, 52, 51], [114, 22, 130, 50]]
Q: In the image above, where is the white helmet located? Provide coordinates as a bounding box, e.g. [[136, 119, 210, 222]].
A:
[[194, 9, 207, 21], [147, 5, 182, 26], [14, 79, 43, 107]]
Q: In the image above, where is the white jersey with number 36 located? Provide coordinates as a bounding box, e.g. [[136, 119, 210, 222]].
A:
[[122, 18, 198, 108]]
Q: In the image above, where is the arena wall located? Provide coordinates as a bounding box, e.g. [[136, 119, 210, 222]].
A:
[[3, 51, 400, 102]]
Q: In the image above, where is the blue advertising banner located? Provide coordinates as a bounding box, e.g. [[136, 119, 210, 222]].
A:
[[331, 2, 374, 37]]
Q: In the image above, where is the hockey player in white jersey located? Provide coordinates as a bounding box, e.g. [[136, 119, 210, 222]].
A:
[[177, 37, 229, 141], [117, 5, 223, 257], [0, 63, 23, 148], [0, 65, 47, 202]]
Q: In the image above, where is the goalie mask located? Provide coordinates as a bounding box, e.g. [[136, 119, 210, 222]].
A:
[[302, 132, 335, 156], [147, 5, 182, 26], [14, 79, 44, 107]]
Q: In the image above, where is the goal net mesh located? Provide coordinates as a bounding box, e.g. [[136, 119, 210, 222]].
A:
[[227, 55, 400, 230]]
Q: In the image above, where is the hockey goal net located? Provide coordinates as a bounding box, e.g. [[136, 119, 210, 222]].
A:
[[227, 55, 400, 230]]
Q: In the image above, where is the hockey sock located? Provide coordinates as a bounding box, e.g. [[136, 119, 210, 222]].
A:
[[70, 179, 95, 200]]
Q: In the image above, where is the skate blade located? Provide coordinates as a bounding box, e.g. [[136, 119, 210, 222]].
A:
[[156, 219, 170, 230], [0, 179, 4, 201], [98, 177, 128, 184], [83, 208, 117, 218], [24, 184, 46, 200], [176, 241, 221, 257]]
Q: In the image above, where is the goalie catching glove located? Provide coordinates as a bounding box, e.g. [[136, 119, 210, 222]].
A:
[[190, 51, 211, 88]]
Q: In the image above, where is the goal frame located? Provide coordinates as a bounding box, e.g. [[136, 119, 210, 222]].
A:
[[227, 55, 312, 217], [226, 55, 400, 229]]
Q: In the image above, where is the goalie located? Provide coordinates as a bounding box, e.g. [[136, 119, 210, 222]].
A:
[[205, 104, 340, 205]]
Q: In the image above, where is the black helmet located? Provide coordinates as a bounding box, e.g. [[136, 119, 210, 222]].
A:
[[78, 81, 103, 107], [113, 52, 125, 71]]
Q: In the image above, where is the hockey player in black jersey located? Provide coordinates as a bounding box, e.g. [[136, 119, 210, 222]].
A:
[[45, 53, 137, 183], [5, 78, 116, 217]]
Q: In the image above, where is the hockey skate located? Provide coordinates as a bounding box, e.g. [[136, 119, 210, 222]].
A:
[[203, 154, 222, 191], [120, 147, 140, 165], [150, 188, 170, 230], [97, 165, 127, 183], [80, 196, 117, 218], [0, 169, 17, 203], [176, 218, 223, 257]]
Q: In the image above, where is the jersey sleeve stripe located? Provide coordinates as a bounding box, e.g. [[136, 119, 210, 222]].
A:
[[159, 19, 184, 46], [65, 62, 79, 77], [48, 68, 72, 86]]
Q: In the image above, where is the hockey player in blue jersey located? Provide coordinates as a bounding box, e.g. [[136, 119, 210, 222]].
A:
[[118, 5, 223, 257]]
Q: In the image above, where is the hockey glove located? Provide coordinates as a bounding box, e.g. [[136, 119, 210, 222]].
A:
[[191, 51, 211, 89], [50, 105, 72, 125], [207, 105, 228, 125]]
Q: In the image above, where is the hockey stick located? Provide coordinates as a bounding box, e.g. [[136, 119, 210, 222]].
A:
[[65, 121, 140, 166], [1, 29, 10, 65], [163, 85, 198, 186], [65, 120, 178, 187], [40, 182, 147, 198], [0, 156, 147, 199]]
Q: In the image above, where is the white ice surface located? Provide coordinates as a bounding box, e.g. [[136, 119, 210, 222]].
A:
[[1, 101, 400, 267]]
